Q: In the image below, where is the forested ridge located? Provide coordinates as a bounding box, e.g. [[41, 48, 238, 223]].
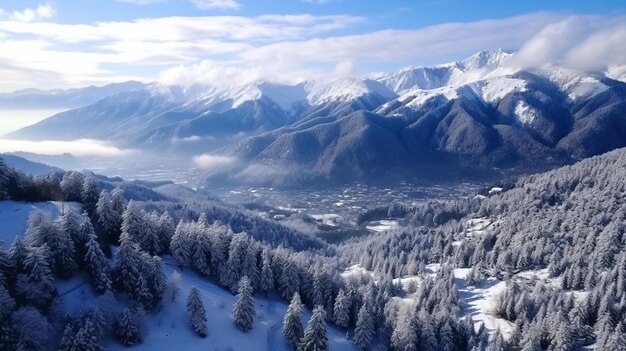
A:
[[0, 147, 625, 350]]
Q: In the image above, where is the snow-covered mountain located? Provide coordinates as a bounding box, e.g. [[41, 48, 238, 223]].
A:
[[0, 81, 146, 110], [7, 49, 626, 185]]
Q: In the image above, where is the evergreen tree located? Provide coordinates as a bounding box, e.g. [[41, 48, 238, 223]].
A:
[[82, 175, 100, 217], [353, 303, 375, 350], [279, 259, 300, 301], [96, 191, 117, 241], [186, 287, 207, 337], [157, 212, 175, 254], [170, 221, 191, 268], [113, 237, 142, 299], [60, 171, 85, 202], [260, 247, 274, 295], [233, 276, 255, 332], [333, 289, 351, 329], [17, 245, 55, 308], [84, 232, 112, 294], [300, 306, 328, 351], [114, 308, 141, 346], [283, 292, 304, 349]]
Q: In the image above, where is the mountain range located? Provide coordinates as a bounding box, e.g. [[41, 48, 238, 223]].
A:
[[6, 49, 626, 185]]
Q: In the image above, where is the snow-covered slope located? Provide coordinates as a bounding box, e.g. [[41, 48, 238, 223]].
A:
[[58, 256, 356, 351], [0, 200, 73, 246]]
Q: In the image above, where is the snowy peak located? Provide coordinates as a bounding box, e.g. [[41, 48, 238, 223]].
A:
[[304, 78, 395, 105], [458, 49, 513, 71], [375, 49, 515, 94]]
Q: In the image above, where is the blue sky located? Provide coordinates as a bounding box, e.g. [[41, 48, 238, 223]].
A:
[[0, 0, 624, 91]]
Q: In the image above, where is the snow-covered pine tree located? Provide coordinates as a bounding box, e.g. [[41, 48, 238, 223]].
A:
[[260, 247, 274, 295], [11, 306, 52, 351], [186, 286, 207, 337], [300, 306, 328, 351], [353, 302, 374, 350], [222, 235, 249, 292], [82, 175, 100, 217], [114, 308, 140, 346], [108, 187, 126, 242], [157, 212, 175, 254], [170, 220, 191, 268], [279, 259, 300, 301], [333, 289, 351, 329], [144, 254, 167, 309], [84, 232, 112, 294], [17, 245, 55, 309], [60, 171, 85, 202], [120, 201, 146, 246], [113, 237, 142, 298], [53, 216, 77, 278], [96, 191, 116, 241], [191, 224, 212, 276], [60, 207, 83, 258], [283, 292, 304, 349], [233, 276, 255, 332]]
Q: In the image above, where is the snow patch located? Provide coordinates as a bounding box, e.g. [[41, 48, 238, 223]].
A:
[[514, 101, 537, 125]]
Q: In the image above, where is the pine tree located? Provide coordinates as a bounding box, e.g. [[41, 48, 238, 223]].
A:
[[333, 289, 351, 329], [113, 237, 142, 298], [186, 287, 207, 337], [300, 306, 328, 351], [82, 175, 100, 217], [353, 303, 374, 350], [60, 171, 85, 202], [157, 212, 175, 254], [490, 329, 506, 351], [96, 191, 117, 241], [233, 276, 255, 332], [283, 292, 304, 349], [279, 259, 300, 301], [260, 247, 274, 295], [114, 308, 140, 346], [170, 221, 191, 268], [144, 254, 167, 309], [109, 187, 126, 242], [84, 233, 112, 294], [606, 322, 626, 351], [18, 245, 55, 308], [192, 224, 212, 276]]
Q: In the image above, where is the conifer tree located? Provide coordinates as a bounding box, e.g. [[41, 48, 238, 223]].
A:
[[283, 292, 304, 349], [114, 308, 140, 346], [260, 247, 274, 295], [233, 276, 255, 332], [186, 287, 207, 337], [84, 233, 111, 294], [300, 306, 328, 351], [82, 175, 100, 217], [333, 289, 351, 329], [353, 303, 375, 350]]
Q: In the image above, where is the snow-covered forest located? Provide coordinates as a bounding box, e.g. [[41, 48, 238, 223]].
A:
[[1, 146, 626, 350]]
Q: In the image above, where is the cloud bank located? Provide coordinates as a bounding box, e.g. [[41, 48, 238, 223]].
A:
[[0, 139, 134, 157], [0, 3, 625, 92], [192, 154, 237, 169]]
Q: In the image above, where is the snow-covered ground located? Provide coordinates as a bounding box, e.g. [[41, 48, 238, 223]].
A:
[[0, 200, 73, 247], [366, 219, 400, 233], [60, 257, 356, 351]]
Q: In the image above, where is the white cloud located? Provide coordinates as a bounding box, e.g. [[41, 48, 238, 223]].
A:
[[0, 3, 55, 23], [116, 0, 164, 4], [191, 0, 241, 10], [0, 139, 134, 157], [192, 154, 237, 169], [513, 15, 626, 71]]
